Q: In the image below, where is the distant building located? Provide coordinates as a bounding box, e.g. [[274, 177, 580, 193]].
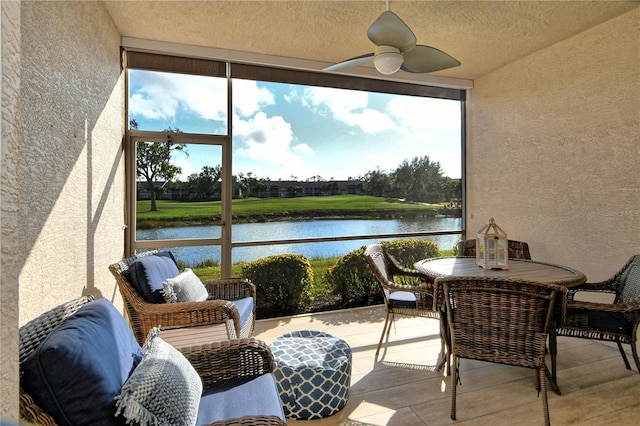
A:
[[137, 179, 363, 200]]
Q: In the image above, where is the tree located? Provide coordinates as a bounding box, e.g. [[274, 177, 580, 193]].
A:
[[187, 165, 222, 201], [443, 178, 462, 203], [390, 156, 446, 203], [361, 168, 391, 197], [131, 120, 187, 211]]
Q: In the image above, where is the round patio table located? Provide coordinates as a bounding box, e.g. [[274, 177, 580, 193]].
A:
[[414, 257, 586, 287], [414, 256, 587, 394]]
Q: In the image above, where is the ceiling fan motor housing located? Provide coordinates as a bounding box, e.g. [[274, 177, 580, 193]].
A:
[[373, 45, 403, 74]]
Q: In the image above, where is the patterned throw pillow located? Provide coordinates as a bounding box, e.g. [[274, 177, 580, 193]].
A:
[[115, 328, 203, 426], [162, 268, 209, 303]]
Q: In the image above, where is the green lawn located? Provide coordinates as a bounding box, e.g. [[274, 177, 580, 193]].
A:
[[137, 195, 443, 227]]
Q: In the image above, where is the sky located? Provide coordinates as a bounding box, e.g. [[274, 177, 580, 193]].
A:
[[128, 70, 462, 182]]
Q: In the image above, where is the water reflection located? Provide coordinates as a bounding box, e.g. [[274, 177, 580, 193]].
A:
[[137, 217, 462, 264]]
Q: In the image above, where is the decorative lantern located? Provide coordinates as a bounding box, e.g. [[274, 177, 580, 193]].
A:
[[476, 218, 509, 270]]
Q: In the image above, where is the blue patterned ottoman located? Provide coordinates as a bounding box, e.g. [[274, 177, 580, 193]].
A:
[[270, 330, 352, 419]]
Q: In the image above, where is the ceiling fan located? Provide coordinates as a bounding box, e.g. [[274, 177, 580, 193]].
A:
[[323, 1, 460, 75]]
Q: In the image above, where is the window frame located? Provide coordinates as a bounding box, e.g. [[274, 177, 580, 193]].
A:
[[124, 51, 466, 277]]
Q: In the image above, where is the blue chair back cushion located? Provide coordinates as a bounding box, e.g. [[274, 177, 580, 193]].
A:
[[232, 297, 254, 330], [197, 374, 285, 425], [128, 251, 179, 303], [21, 298, 143, 426]]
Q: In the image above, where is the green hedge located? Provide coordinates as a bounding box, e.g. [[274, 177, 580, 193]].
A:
[[241, 254, 313, 319], [324, 239, 440, 305]]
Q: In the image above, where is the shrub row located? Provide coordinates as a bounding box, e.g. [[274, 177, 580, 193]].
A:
[[241, 254, 313, 319], [241, 239, 440, 319]]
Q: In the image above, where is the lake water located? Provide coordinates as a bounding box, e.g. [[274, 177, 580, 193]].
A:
[[137, 217, 462, 265]]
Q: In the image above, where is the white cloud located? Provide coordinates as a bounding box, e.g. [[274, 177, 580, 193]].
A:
[[173, 156, 199, 181], [129, 71, 227, 122], [303, 86, 397, 133], [233, 79, 275, 117], [387, 97, 461, 136], [292, 143, 315, 155]]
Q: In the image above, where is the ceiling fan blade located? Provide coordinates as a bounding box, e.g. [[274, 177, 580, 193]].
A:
[[367, 11, 416, 52], [401, 45, 461, 73], [322, 54, 374, 72]]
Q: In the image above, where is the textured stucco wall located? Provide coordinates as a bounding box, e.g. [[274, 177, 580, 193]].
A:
[[1, 0, 22, 418], [466, 9, 639, 281], [1, 1, 124, 420], [17, 1, 125, 323]]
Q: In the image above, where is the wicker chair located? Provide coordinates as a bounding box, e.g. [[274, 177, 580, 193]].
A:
[[457, 238, 532, 260], [438, 276, 566, 426], [364, 244, 441, 357], [18, 296, 286, 426], [109, 250, 256, 345], [553, 255, 640, 375]]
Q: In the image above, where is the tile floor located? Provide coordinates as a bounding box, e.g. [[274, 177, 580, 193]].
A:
[[254, 305, 640, 425]]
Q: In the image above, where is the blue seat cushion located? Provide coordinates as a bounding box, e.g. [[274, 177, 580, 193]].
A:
[[21, 298, 143, 426], [231, 297, 254, 329], [128, 252, 179, 303], [389, 291, 418, 309], [587, 311, 633, 335], [196, 374, 285, 425]]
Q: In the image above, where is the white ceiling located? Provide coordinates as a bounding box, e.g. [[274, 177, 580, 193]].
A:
[[103, 0, 638, 83]]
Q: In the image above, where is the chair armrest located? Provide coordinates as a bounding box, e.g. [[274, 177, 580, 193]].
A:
[[568, 299, 640, 314], [393, 265, 424, 279], [134, 298, 241, 326], [384, 281, 434, 295], [127, 299, 242, 345], [179, 338, 275, 386], [387, 255, 427, 280], [203, 277, 256, 301], [567, 278, 617, 301]]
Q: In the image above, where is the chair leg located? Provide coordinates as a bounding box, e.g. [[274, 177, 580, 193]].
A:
[[376, 310, 391, 357], [548, 328, 557, 383], [616, 341, 632, 370], [539, 368, 550, 426], [437, 314, 451, 374], [631, 336, 640, 373], [450, 353, 457, 420], [387, 312, 395, 337]]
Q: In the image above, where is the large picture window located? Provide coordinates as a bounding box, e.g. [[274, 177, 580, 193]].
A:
[[126, 52, 464, 277]]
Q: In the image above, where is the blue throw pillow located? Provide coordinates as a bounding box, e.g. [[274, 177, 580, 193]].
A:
[[128, 252, 179, 303], [21, 298, 143, 426]]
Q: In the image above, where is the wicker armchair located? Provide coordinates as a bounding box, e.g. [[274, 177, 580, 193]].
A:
[[553, 255, 640, 374], [19, 296, 285, 426], [364, 244, 440, 357], [457, 238, 532, 260], [109, 250, 256, 345], [438, 276, 565, 426]]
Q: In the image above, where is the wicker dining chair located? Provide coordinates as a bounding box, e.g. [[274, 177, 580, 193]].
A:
[[457, 238, 532, 260], [364, 244, 441, 358], [438, 276, 565, 426], [553, 255, 640, 375], [109, 249, 256, 345]]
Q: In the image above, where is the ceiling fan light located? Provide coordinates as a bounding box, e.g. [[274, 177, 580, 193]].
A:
[[374, 45, 403, 75]]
